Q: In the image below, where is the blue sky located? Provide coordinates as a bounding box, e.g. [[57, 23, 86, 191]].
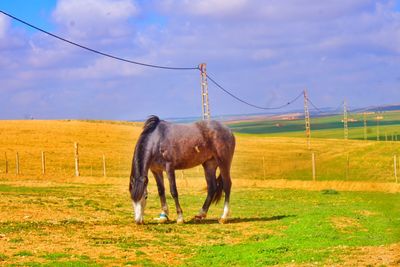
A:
[[1, 0, 56, 30], [1, 0, 400, 120]]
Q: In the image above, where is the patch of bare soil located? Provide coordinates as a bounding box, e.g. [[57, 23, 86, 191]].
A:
[[330, 216, 366, 233], [341, 243, 400, 266]]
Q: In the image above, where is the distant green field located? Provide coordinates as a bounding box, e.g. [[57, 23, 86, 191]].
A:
[[228, 110, 400, 141]]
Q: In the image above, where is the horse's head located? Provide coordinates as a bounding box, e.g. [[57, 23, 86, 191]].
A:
[[130, 176, 149, 224]]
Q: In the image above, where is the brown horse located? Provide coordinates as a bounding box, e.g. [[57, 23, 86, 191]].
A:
[[129, 115, 235, 224]]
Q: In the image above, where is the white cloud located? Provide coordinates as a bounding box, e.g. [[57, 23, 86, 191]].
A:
[[52, 0, 139, 39], [0, 13, 9, 38], [180, 0, 247, 16], [62, 57, 145, 80], [158, 0, 378, 21]]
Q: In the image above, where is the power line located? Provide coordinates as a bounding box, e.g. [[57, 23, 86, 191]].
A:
[[1, 9, 306, 111], [303, 89, 311, 149], [0, 10, 198, 71], [307, 97, 342, 115], [348, 105, 379, 114], [206, 73, 303, 110], [307, 97, 326, 114]]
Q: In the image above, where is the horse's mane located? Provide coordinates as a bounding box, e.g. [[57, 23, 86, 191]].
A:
[[130, 115, 161, 202]]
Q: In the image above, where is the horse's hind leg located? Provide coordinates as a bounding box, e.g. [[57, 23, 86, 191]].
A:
[[218, 165, 232, 224], [166, 165, 184, 224], [195, 159, 218, 220], [151, 170, 169, 222]]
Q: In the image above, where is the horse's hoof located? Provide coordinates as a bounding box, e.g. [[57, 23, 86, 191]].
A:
[[194, 214, 206, 220], [218, 218, 228, 224], [154, 214, 169, 224], [177, 218, 184, 224], [158, 218, 168, 223]]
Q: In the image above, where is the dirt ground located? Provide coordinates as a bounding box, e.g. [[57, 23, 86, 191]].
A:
[[341, 243, 400, 267]]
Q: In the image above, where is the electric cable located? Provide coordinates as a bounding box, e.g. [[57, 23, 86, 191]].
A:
[[0, 10, 198, 70]]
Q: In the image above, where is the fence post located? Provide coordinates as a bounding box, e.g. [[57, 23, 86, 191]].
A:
[[346, 153, 350, 179], [102, 154, 106, 177], [394, 155, 398, 183], [4, 152, 8, 174], [74, 142, 80, 177], [41, 151, 46, 175], [262, 156, 266, 179], [16, 152, 20, 175], [90, 160, 93, 177], [181, 170, 188, 188], [311, 152, 316, 181]]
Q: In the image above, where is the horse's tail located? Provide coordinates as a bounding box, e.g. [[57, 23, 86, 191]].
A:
[[142, 115, 160, 135], [212, 174, 224, 204]]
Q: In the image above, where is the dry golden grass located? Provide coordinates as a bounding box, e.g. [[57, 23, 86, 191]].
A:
[[1, 120, 400, 189], [0, 120, 140, 178]]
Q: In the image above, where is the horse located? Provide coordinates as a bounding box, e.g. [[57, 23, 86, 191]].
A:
[[129, 115, 235, 224]]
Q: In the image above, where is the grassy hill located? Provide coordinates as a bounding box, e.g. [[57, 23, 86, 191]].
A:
[[0, 120, 399, 266]]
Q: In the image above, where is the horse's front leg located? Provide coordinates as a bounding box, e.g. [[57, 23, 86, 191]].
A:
[[151, 170, 169, 223], [165, 165, 184, 224]]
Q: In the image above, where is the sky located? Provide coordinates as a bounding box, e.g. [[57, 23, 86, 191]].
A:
[[0, 0, 400, 120]]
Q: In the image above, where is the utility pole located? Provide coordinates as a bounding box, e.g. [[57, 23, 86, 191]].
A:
[[199, 63, 211, 120], [343, 100, 348, 140], [376, 113, 380, 141], [363, 112, 367, 141], [74, 142, 80, 177], [303, 89, 311, 149]]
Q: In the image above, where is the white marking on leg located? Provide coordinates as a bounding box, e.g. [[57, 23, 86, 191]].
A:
[[133, 201, 143, 224], [221, 202, 230, 219]]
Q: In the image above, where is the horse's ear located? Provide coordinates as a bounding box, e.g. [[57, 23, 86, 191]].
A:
[[132, 176, 148, 202]]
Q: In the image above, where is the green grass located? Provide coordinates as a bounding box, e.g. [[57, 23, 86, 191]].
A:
[[187, 189, 400, 266], [40, 253, 72, 260], [13, 251, 34, 257], [0, 253, 8, 261], [1, 179, 399, 266]]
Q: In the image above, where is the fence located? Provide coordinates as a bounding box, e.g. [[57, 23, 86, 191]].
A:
[[0, 143, 132, 178], [1, 141, 399, 183]]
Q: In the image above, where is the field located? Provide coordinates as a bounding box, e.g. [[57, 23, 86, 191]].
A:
[[0, 120, 400, 266], [229, 110, 400, 141]]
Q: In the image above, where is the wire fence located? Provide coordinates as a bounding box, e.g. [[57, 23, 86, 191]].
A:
[[1, 145, 398, 183]]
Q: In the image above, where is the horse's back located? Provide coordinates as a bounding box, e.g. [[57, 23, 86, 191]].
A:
[[152, 120, 235, 169], [196, 120, 235, 159]]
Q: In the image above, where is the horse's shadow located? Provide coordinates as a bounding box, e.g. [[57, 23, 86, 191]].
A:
[[185, 214, 296, 225]]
